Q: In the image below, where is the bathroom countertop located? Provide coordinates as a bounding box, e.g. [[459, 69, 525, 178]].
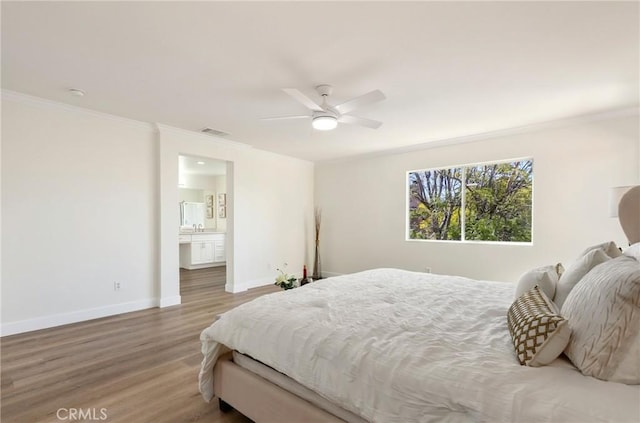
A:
[[180, 230, 226, 235]]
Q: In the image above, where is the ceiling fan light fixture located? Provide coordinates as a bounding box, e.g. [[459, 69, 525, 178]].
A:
[[312, 115, 338, 131]]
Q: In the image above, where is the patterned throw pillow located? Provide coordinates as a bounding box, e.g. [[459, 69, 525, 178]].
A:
[[507, 286, 571, 366]]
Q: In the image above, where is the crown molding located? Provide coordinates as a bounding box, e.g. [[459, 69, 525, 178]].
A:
[[2, 89, 252, 150], [2, 89, 157, 131], [5, 89, 635, 164], [155, 123, 252, 150], [322, 106, 640, 164]]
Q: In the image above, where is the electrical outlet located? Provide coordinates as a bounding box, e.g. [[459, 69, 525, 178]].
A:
[[114, 281, 121, 291], [424, 267, 432, 273]]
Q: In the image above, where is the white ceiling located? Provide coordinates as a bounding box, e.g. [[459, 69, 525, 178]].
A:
[[2, 2, 638, 162]]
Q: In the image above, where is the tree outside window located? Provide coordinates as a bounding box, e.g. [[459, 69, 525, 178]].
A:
[[408, 159, 533, 242], [408, 167, 463, 240]]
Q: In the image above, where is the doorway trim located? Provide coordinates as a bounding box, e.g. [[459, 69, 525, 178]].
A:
[[157, 124, 241, 306]]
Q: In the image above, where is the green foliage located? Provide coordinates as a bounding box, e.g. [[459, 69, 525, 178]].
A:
[[408, 168, 462, 240], [274, 264, 298, 290], [464, 161, 532, 242], [408, 160, 533, 242]]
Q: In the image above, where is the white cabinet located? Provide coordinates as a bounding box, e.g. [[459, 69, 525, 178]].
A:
[[191, 239, 214, 264], [179, 233, 226, 269], [213, 238, 226, 262]]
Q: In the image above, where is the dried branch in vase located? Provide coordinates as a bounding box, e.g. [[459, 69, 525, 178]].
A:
[[314, 207, 322, 245], [313, 207, 322, 279]]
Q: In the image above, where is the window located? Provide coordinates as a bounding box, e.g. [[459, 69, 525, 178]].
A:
[[408, 159, 533, 242]]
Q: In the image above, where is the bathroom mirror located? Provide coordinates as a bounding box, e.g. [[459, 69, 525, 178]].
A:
[[178, 154, 228, 232], [180, 202, 205, 227]]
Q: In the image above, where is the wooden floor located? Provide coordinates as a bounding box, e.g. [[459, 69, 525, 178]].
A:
[[1, 267, 279, 423]]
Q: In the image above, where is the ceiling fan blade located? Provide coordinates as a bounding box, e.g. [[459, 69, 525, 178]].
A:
[[338, 115, 383, 129], [261, 115, 310, 121], [335, 90, 385, 114], [282, 88, 324, 112]]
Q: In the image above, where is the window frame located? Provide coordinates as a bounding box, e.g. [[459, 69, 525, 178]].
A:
[[406, 157, 534, 245]]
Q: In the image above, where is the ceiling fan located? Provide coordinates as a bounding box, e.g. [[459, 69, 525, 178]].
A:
[[263, 85, 385, 131]]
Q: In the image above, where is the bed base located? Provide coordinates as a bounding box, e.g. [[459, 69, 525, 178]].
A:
[[213, 352, 344, 422], [218, 398, 233, 413]]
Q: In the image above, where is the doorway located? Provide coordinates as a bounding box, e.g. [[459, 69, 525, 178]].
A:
[[178, 154, 228, 296]]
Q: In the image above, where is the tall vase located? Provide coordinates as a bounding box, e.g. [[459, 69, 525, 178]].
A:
[[312, 207, 322, 280], [312, 243, 321, 280]]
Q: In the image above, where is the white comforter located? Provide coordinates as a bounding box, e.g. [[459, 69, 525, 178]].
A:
[[199, 268, 640, 422]]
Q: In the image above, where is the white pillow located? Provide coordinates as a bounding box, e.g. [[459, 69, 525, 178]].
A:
[[613, 331, 640, 384], [562, 256, 640, 384], [579, 241, 622, 259], [554, 249, 610, 310], [514, 263, 563, 300], [623, 242, 640, 260]]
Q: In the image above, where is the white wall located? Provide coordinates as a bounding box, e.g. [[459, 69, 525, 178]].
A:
[[1, 92, 314, 335], [4, 89, 634, 335], [158, 125, 314, 298], [1, 94, 158, 334], [315, 113, 639, 283]]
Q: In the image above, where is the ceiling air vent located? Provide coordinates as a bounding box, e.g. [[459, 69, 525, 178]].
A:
[[201, 127, 230, 137]]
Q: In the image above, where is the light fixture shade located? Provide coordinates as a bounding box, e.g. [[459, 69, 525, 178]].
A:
[[609, 185, 636, 217], [312, 116, 338, 131]]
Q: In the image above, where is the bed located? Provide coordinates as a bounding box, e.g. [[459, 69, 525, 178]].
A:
[[199, 262, 640, 422]]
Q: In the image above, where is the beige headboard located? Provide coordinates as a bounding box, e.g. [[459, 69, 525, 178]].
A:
[[619, 186, 640, 245]]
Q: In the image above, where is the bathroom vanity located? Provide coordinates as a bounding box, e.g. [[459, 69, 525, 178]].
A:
[[179, 231, 226, 269]]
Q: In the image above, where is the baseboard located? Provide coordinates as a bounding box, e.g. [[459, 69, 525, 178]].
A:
[[180, 262, 225, 270], [158, 295, 181, 308], [0, 298, 157, 337], [229, 277, 273, 293]]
